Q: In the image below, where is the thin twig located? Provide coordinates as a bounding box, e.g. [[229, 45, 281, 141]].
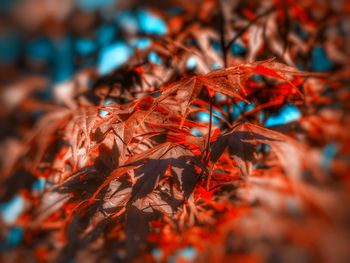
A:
[[219, 0, 228, 68], [224, 7, 275, 54]]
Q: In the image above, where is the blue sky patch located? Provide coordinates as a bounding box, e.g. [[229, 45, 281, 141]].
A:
[[137, 10, 167, 35], [186, 56, 197, 70], [148, 51, 162, 64], [265, 104, 301, 127], [0, 32, 21, 64], [0, 195, 24, 224], [311, 46, 333, 72], [75, 38, 96, 56], [98, 41, 133, 75]]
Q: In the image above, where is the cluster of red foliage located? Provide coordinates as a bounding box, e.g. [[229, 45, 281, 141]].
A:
[[1, 0, 350, 262]]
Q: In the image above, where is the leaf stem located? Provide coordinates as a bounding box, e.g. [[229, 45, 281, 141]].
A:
[[205, 96, 214, 189]]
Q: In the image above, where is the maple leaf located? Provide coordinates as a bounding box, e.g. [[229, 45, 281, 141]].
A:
[[128, 143, 205, 203], [211, 122, 308, 180]]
